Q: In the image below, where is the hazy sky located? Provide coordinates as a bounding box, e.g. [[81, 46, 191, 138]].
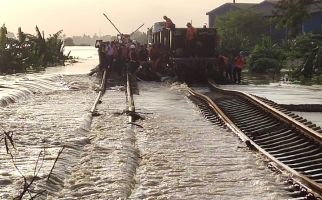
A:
[[1, 0, 262, 37]]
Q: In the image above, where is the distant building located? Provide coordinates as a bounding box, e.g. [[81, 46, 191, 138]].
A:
[[206, 3, 256, 28], [252, 0, 286, 40], [302, 3, 322, 33], [206, 0, 322, 36]]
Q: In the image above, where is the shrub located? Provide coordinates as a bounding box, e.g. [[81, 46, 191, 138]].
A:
[[287, 33, 322, 78], [248, 35, 285, 73], [0, 25, 66, 74]]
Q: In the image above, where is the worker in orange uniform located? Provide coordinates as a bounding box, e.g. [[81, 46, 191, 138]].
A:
[[233, 51, 246, 84], [186, 22, 197, 57], [163, 16, 175, 30]]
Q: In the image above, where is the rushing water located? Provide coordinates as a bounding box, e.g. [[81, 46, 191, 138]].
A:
[[42, 81, 290, 199], [0, 46, 98, 198], [0, 46, 321, 199], [0, 46, 97, 107]]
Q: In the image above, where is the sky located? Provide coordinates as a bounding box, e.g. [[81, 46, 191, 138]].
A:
[[1, 0, 262, 37]]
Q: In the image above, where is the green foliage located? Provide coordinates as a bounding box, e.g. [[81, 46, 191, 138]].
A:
[[216, 10, 269, 55], [273, 0, 316, 38], [46, 30, 65, 66], [0, 25, 67, 74], [0, 24, 7, 51], [317, 74, 322, 84], [248, 36, 285, 73], [0, 24, 23, 73], [286, 33, 322, 78], [64, 37, 75, 46], [287, 33, 322, 58]]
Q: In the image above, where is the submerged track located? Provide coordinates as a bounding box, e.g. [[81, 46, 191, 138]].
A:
[[188, 81, 322, 199]]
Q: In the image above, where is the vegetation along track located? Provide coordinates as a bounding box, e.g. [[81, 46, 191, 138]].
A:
[[188, 81, 322, 199]]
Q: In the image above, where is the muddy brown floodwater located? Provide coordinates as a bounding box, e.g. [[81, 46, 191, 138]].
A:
[[0, 75, 98, 199], [1, 46, 320, 199], [46, 81, 290, 199]]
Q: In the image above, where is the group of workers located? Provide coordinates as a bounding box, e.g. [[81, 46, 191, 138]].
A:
[[95, 40, 139, 75], [164, 15, 246, 83], [218, 52, 246, 84], [93, 37, 168, 80], [91, 16, 247, 83], [92, 16, 200, 79], [164, 16, 198, 57]]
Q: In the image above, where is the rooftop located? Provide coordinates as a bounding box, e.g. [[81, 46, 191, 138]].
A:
[[206, 3, 256, 15], [207, 1, 322, 16]]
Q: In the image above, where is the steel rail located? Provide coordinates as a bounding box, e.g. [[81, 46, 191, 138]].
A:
[[187, 83, 322, 198], [90, 69, 107, 114], [126, 72, 135, 123], [208, 80, 322, 144]]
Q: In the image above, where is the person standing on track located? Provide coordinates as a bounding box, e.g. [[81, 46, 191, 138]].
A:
[[233, 51, 246, 84], [128, 44, 139, 74]]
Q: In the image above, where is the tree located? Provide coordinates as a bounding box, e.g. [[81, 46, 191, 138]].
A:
[[273, 0, 321, 38], [216, 10, 269, 56], [0, 25, 67, 74], [64, 37, 75, 46], [248, 35, 285, 73], [287, 33, 322, 78], [0, 24, 7, 51]]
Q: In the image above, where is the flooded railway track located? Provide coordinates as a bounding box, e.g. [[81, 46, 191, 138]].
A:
[[0, 68, 139, 199], [188, 81, 322, 199]]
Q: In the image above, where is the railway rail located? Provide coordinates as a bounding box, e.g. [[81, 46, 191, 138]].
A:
[[188, 81, 322, 199], [90, 68, 136, 120], [36, 68, 137, 197]]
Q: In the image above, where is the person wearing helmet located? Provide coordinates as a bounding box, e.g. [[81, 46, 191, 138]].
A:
[[233, 51, 246, 84], [128, 44, 139, 74]]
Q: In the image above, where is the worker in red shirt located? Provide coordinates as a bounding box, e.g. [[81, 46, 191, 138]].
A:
[[233, 51, 246, 84], [186, 22, 197, 57], [163, 16, 175, 30]]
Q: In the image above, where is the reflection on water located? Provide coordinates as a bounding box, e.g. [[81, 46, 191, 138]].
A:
[[242, 72, 282, 85], [65, 46, 98, 60], [45, 46, 98, 75], [294, 112, 322, 128], [220, 84, 322, 105]]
